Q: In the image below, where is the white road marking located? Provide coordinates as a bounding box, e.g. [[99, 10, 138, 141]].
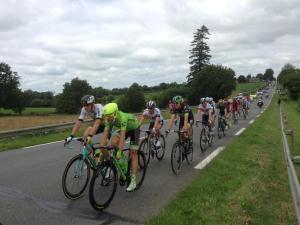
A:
[[23, 140, 64, 149], [249, 119, 255, 124], [195, 146, 225, 170], [257, 114, 260, 118], [235, 128, 246, 136]]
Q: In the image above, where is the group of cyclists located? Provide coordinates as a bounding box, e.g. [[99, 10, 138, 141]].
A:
[[64, 93, 258, 193]]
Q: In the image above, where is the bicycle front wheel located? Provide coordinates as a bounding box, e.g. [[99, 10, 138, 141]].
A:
[[171, 141, 182, 175], [89, 162, 118, 211], [200, 128, 208, 152], [156, 135, 166, 160], [62, 154, 91, 200]]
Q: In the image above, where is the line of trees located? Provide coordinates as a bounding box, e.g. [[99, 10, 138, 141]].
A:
[[277, 63, 300, 100]]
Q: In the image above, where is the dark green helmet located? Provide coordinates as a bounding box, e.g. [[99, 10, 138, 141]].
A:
[[172, 95, 184, 104]]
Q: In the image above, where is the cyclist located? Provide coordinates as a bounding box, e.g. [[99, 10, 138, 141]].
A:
[[232, 97, 239, 122], [197, 97, 213, 134], [242, 97, 250, 115], [65, 95, 105, 145], [226, 98, 233, 128], [208, 97, 216, 129], [139, 101, 164, 148], [100, 103, 140, 192], [166, 96, 194, 145], [217, 99, 228, 125]]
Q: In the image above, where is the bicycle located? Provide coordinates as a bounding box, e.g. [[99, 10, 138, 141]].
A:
[[139, 129, 166, 166], [196, 120, 213, 152], [89, 146, 146, 211], [62, 137, 98, 200], [166, 130, 193, 175], [217, 115, 226, 138], [241, 107, 248, 119], [233, 110, 239, 124]]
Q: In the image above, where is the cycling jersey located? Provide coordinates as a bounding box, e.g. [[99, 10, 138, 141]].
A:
[[218, 104, 226, 116], [198, 103, 213, 116], [171, 104, 194, 129], [105, 110, 139, 132], [142, 108, 164, 123], [78, 104, 103, 121], [232, 101, 238, 111]]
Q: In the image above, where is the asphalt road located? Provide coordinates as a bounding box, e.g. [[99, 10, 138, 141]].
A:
[[0, 89, 274, 225]]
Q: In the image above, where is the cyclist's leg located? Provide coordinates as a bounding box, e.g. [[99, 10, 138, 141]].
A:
[[126, 128, 140, 192]]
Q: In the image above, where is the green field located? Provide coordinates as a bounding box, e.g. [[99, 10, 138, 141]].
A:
[[147, 96, 296, 225], [0, 107, 56, 115], [231, 82, 266, 97]]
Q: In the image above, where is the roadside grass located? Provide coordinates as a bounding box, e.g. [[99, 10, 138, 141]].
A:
[[0, 126, 88, 152], [0, 114, 77, 131], [281, 98, 300, 179], [0, 107, 56, 115], [147, 96, 296, 225], [231, 82, 266, 97]]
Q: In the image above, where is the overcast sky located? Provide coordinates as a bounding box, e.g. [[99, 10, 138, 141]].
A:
[[1, 0, 300, 93]]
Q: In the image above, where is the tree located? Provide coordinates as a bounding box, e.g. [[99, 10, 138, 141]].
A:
[[117, 83, 145, 112], [256, 73, 263, 81], [263, 68, 274, 81], [0, 62, 25, 113], [187, 25, 211, 84], [55, 77, 92, 113], [278, 63, 298, 84], [237, 75, 246, 83], [189, 64, 236, 104]]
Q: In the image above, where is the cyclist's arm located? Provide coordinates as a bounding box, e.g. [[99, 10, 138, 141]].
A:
[[183, 113, 189, 130], [90, 118, 102, 136], [167, 114, 176, 130], [153, 116, 160, 130], [71, 120, 82, 136], [118, 130, 126, 150], [208, 109, 213, 123], [139, 114, 146, 126], [100, 127, 109, 146]]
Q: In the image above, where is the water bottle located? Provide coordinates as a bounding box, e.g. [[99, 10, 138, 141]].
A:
[[117, 150, 127, 173]]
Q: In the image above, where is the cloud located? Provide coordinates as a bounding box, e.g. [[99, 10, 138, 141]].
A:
[[1, 0, 300, 93]]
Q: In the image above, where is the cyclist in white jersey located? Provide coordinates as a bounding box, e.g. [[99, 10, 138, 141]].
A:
[[65, 95, 105, 144], [139, 101, 164, 148]]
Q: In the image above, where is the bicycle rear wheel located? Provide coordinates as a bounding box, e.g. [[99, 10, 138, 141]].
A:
[[127, 150, 147, 190], [171, 141, 182, 175], [62, 154, 90, 200], [156, 135, 166, 160], [138, 138, 151, 166], [218, 119, 225, 139], [89, 162, 117, 211]]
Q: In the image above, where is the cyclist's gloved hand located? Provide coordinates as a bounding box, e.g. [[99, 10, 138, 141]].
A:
[[116, 149, 123, 160], [65, 134, 74, 143], [85, 135, 93, 144], [165, 129, 170, 137]]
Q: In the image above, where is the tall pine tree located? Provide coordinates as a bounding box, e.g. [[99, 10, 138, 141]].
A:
[[187, 25, 211, 85]]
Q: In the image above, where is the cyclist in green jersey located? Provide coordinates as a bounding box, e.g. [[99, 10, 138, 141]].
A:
[[99, 103, 140, 192]]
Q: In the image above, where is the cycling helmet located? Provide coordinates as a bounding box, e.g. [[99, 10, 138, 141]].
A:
[[147, 100, 156, 109], [81, 95, 95, 106], [103, 103, 118, 115], [205, 97, 210, 102], [209, 97, 213, 102], [173, 95, 184, 104], [200, 97, 205, 103], [218, 99, 224, 103]]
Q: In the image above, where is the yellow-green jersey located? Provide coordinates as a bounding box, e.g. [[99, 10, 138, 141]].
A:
[[105, 110, 139, 132]]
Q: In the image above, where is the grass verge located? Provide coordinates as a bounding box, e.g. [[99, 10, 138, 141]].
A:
[[0, 126, 88, 152], [281, 98, 300, 180], [147, 96, 296, 225]]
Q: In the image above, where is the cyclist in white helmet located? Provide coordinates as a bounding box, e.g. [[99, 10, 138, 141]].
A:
[[139, 101, 164, 148], [65, 95, 105, 144]]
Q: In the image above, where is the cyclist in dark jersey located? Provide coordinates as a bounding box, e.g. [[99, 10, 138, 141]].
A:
[[166, 95, 194, 144]]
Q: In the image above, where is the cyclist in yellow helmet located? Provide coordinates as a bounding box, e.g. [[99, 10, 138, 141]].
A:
[[100, 103, 140, 192]]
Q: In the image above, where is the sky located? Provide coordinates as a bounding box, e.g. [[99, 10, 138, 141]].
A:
[[1, 0, 300, 94]]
